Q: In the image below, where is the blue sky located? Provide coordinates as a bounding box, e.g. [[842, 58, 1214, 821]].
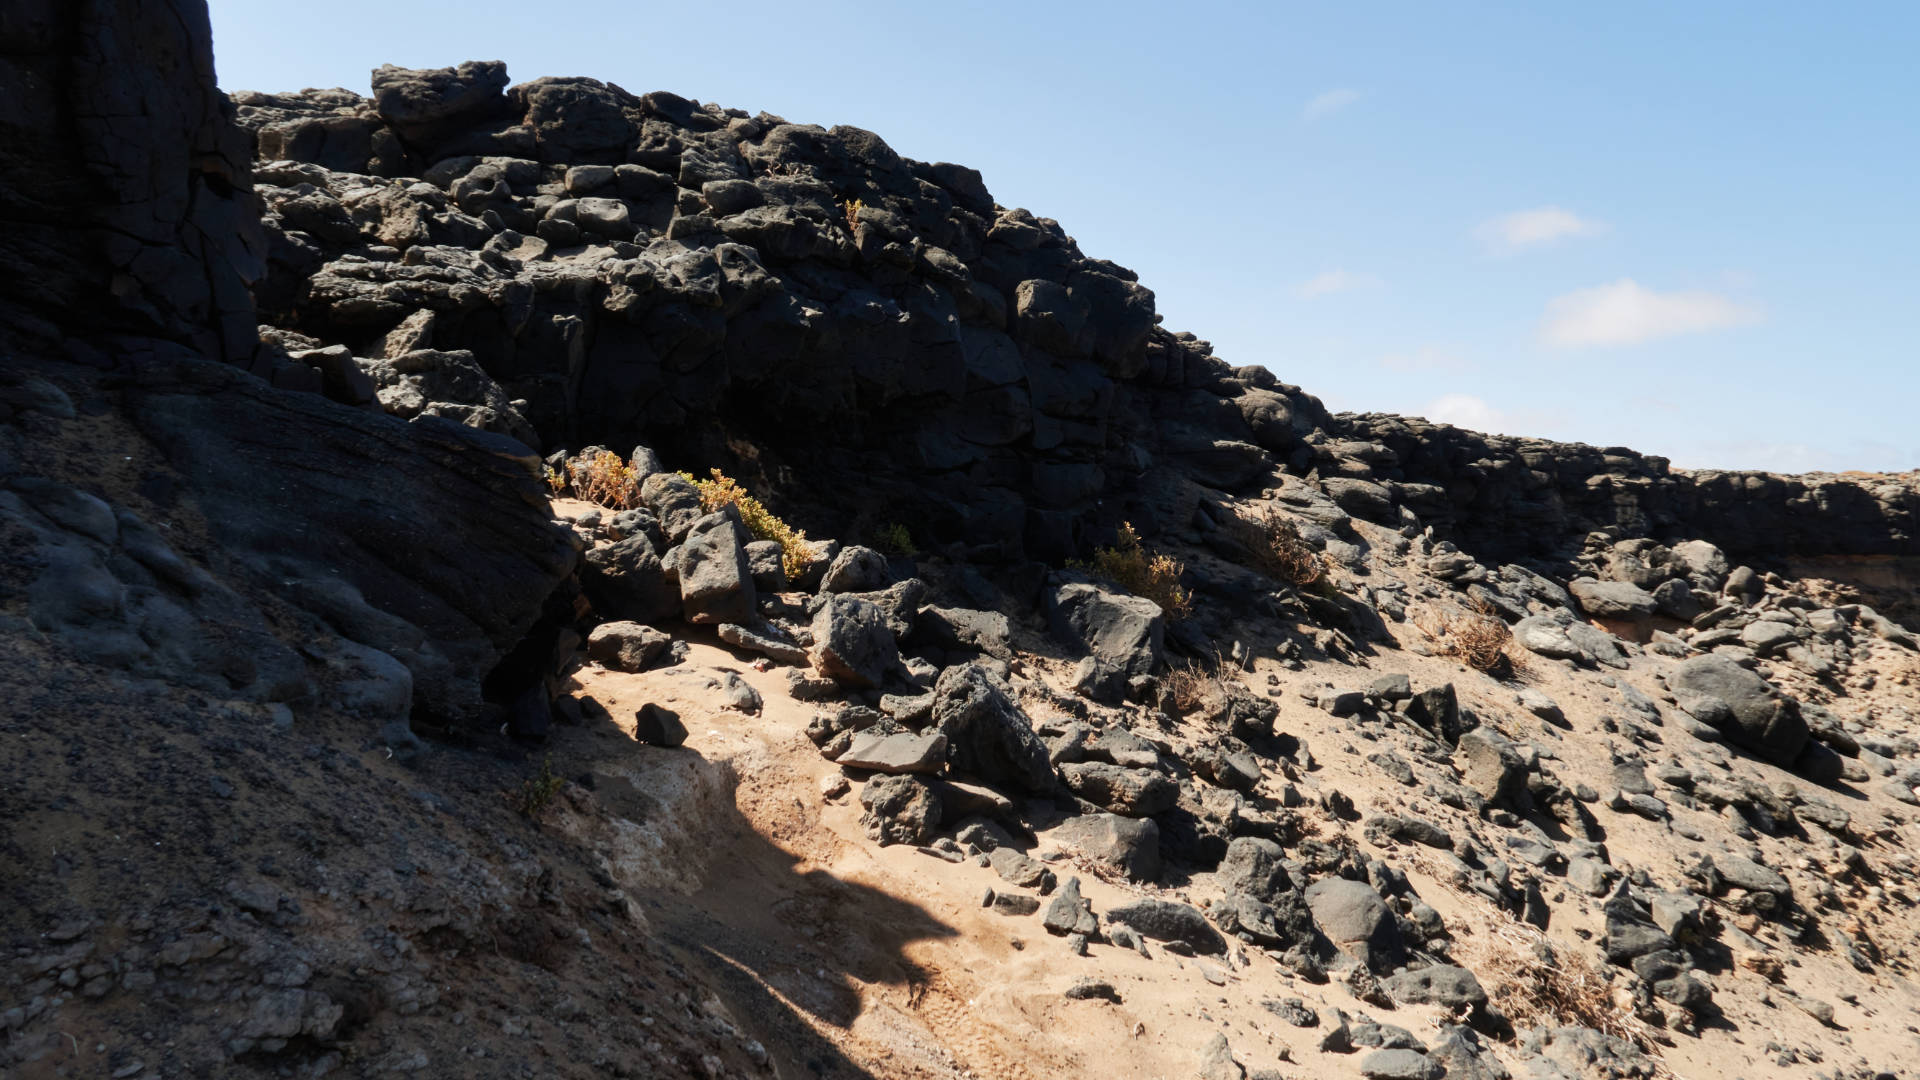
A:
[[209, 1, 1919, 473]]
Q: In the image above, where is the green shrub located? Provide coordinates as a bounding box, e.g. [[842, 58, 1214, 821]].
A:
[[506, 756, 565, 821], [875, 522, 916, 556]]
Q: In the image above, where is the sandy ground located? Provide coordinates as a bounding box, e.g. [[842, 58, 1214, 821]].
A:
[[549, 605, 1920, 1080]]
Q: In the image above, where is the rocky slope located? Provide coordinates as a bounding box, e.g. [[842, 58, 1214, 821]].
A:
[[4, 5, 1920, 1079]]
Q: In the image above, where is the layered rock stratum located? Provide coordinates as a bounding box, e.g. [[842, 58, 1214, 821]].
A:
[[4, 4, 1919, 1079]]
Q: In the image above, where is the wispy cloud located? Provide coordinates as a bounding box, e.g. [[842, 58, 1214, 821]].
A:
[[1379, 346, 1472, 373], [1297, 269, 1381, 298], [1416, 393, 1566, 438], [1302, 88, 1361, 121], [1476, 206, 1608, 255], [1540, 278, 1762, 347]]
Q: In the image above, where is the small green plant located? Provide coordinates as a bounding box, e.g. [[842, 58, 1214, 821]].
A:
[[687, 468, 815, 583], [1074, 522, 1192, 620], [566, 450, 641, 510], [543, 464, 566, 495], [875, 522, 917, 557], [506, 756, 565, 821]]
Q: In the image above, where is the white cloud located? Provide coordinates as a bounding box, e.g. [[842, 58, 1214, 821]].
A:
[[1476, 206, 1608, 254], [1298, 269, 1381, 298], [1414, 393, 1567, 438], [1420, 393, 1506, 431], [1379, 346, 1471, 373], [1540, 278, 1762, 347], [1302, 88, 1361, 121]]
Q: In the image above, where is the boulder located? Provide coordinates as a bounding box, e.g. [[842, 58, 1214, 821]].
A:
[[1217, 837, 1292, 901], [1059, 762, 1178, 817], [1671, 539, 1731, 592], [717, 622, 808, 665], [1383, 965, 1487, 1011], [585, 620, 668, 671], [1046, 576, 1166, 676], [1051, 813, 1161, 882], [1404, 683, 1472, 745], [370, 61, 509, 143], [1669, 654, 1809, 764], [809, 595, 900, 688], [634, 703, 687, 747], [1570, 578, 1658, 620], [1453, 727, 1530, 808], [583, 534, 680, 623], [858, 775, 941, 846], [836, 731, 948, 774], [930, 662, 1053, 793], [1105, 898, 1226, 955], [1359, 1049, 1442, 1080], [676, 511, 756, 625], [744, 540, 785, 592], [1042, 876, 1099, 937], [911, 606, 1013, 659], [1304, 878, 1404, 973], [821, 544, 891, 593]]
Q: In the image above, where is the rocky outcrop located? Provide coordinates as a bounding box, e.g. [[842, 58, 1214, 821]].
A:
[[0, 7, 576, 730], [1, 0, 264, 366], [229, 60, 1920, 577], [1330, 412, 1919, 563]]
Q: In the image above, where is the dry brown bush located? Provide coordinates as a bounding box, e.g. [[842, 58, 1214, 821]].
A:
[[1229, 504, 1325, 587], [566, 450, 643, 510], [1167, 662, 1216, 714], [1466, 915, 1670, 1074], [1077, 523, 1192, 620], [1427, 596, 1528, 679]]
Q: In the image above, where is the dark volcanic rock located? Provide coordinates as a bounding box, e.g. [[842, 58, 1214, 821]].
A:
[[127, 360, 576, 719], [1670, 654, 1809, 764], [1105, 898, 1226, 955], [932, 662, 1053, 793], [0, 0, 264, 367]]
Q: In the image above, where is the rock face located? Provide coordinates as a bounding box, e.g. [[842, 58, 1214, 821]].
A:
[[1, 0, 264, 366], [1669, 654, 1809, 764], [126, 359, 576, 718]]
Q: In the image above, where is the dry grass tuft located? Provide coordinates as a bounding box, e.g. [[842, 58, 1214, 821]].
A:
[[565, 449, 643, 510], [1425, 596, 1528, 679], [1464, 914, 1670, 1074], [1230, 504, 1327, 588], [1167, 661, 1217, 715], [1078, 522, 1192, 620]]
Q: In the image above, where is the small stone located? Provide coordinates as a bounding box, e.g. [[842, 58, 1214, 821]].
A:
[[1064, 978, 1120, 1002]]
